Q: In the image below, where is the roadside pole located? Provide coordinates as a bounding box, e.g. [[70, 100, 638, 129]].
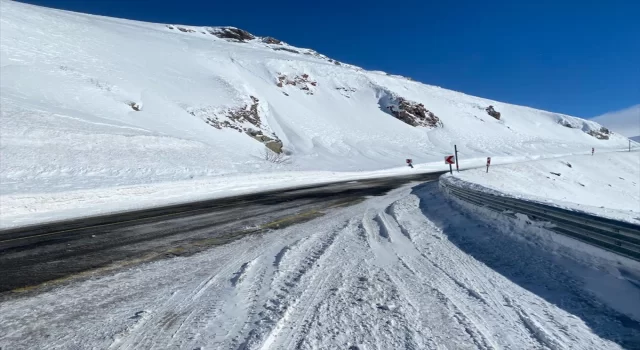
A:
[[592, 147, 594, 156], [486, 157, 491, 173], [454, 145, 459, 172]]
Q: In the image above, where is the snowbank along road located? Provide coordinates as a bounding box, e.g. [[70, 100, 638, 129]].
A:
[[1, 181, 639, 350], [451, 152, 640, 223]]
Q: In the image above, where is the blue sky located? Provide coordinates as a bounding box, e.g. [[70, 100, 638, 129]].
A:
[[16, 0, 639, 118]]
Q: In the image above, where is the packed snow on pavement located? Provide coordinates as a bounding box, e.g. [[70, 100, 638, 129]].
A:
[[2, 182, 639, 350], [448, 152, 640, 223]]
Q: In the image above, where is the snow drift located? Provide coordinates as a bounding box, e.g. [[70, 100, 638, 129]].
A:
[[0, 0, 632, 197]]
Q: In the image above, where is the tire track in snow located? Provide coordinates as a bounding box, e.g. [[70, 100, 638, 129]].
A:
[[107, 237, 274, 350], [385, 203, 412, 241], [297, 220, 425, 350], [372, 214, 391, 241], [370, 205, 499, 349], [510, 300, 564, 350], [363, 209, 488, 349], [237, 221, 348, 349]]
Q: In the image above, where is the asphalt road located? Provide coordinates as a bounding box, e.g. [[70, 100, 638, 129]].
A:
[[0, 171, 445, 294]]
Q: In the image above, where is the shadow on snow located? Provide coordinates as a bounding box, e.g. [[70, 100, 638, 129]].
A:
[[411, 181, 640, 349]]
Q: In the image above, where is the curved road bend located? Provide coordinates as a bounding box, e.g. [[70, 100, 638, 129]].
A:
[[0, 172, 445, 294]]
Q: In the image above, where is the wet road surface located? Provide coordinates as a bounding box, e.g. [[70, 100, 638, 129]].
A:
[[0, 172, 445, 294]]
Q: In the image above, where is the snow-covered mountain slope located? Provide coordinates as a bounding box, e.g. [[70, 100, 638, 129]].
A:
[[592, 105, 640, 141], [0, 0, 631, 196]]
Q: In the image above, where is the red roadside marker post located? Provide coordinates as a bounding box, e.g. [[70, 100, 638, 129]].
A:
[[592, 147, 594, 156], [486, 157, 491, 173], [445, 155, 455, 174]]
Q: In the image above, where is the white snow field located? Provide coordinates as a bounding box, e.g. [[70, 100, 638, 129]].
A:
[[449, 152, 640, 223], [0, 0, 633, 227], [1, 182, 639, 350]]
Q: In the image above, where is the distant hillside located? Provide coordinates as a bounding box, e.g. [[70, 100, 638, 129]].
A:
[[592, 105, 640, 140]]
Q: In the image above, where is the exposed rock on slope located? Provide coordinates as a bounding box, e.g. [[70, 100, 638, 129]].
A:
[[262, 37, 282, 45], [587, 127, 611, 140], [247, 130, 283, 153], [126, 101, 141, 111], [486, 105, 501, 120], [186, 96, 282, 150], [556, 116, 612, 140], [276, 74, 317, 94], [206, 27, 255, 42], [379, 92, 442, 128]]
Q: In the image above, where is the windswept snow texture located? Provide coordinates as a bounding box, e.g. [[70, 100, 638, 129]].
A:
[[592, 105, 640, 140], [0, 0, 630, 199], [450, 152, 640, 223], [1, 183, 639, 349]]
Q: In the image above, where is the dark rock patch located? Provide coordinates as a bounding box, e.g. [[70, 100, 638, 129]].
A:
[[276, 74, 316, 94], [587, 127, 611, 140], [272, 47, 300, 54], [382, 95, 442, 128], [207, 27, 255, 42], [127, 102, 141, 111], [262, 36, 282, 45], [486, 105, 501, 120]]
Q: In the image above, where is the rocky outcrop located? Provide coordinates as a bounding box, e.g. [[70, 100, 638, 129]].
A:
[[486, 105, 501, 120], [382, 95, 442, 128], [336, 87, 356, 98], [127, 101, 141, 111], [247, 130, 283, 153], [196, 96, 262, 131], [206, 27, 255, 42], [588, 127, 611, 140], [560, 120, 575, 128], [556, 116, 612, 140], [272, 47, 299, 54], [167, 25, 255, 42], [276, 74, 317, 94], [262, 37, 282, 45], [189, 97, 284, 152], [228, 96, 261, 126]]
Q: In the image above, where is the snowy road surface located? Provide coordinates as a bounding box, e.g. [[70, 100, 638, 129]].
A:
[[1, 182, 639, 349], [0, 172, 443, 292]]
